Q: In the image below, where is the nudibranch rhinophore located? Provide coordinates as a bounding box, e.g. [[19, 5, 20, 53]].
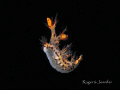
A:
[[40, 14, 83, 73]]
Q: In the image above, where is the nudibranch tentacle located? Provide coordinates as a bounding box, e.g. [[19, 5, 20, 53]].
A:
[[40, 14, 83, 73]]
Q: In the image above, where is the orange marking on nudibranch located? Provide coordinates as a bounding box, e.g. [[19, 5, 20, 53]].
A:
[[47, 18, 52, 27], [60, 34, 68, 40], [74, 55, 82, 65], [44, 42, 49, 47]]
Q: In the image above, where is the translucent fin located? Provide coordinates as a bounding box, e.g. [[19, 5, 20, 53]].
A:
[[39, 36, 47, 46], [61, 43, 72, 54], [71, 51, 76, 62], [61, 26, 67, 34], [63, 50, 72, 58]]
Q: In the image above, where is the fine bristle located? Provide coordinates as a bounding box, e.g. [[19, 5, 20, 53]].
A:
[[39, 36, 47, 46]]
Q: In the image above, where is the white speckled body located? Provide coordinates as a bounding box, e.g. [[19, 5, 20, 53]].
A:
[[43, 46, 77, 73]]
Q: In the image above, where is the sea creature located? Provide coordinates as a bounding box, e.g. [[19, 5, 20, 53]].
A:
[[40, 14, 83, 73]]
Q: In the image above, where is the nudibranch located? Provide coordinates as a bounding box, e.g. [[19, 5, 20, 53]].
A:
[[40, 14, 83, 73]]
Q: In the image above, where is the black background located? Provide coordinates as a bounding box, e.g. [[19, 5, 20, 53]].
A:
[[1, 0, 119, 89]]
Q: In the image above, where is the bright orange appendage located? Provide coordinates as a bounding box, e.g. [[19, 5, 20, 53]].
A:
[[75, 55, 82, 65], [61, 34, 68, 40], [47, 18, 52, 27]]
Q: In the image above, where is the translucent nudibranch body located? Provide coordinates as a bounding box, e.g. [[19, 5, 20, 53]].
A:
[[40, 14, 83, 73]]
